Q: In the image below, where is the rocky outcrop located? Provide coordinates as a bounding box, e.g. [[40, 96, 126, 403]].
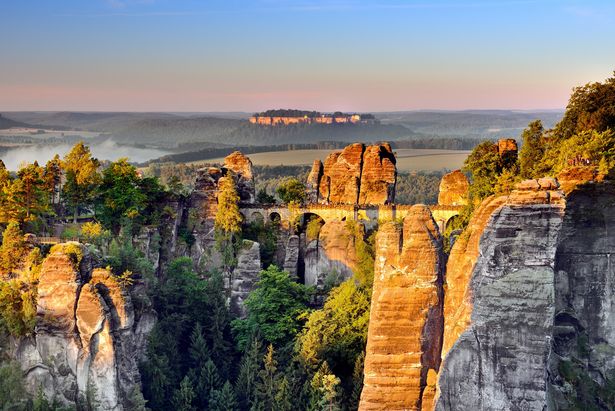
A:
[[224, 151, 255, 204], [24, 244, 148, 410], [282, 235, 300, 279], [435, 183, 566, 411], [319, 143, 364, 204], [304, 221, 357, 291], [314, 143, 397, 205], [497, 138, 518, 158], [360, 205, 445, 411], [437, 170, 469, 206], [358, 143, 397, 205], [306, 160, 323, 203], [229, 240, 261, 318]]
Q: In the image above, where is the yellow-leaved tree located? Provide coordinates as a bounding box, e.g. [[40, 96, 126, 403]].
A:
[[214, 174, 242, 271], [61, 142, 101, 223]]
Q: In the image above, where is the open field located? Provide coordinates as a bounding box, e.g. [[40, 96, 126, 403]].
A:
[[197, 148, 470, 172]]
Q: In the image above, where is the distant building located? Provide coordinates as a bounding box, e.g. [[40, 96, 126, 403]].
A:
[[249, 110, 378, 126]]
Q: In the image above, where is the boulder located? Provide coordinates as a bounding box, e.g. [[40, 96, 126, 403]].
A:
[[224, 151, 255, 203]]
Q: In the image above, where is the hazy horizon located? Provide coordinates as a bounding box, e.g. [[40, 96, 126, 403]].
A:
[[2, 0, 614, 112]]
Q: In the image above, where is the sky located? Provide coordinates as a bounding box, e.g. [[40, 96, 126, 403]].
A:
[[0, 0, 614, 112]]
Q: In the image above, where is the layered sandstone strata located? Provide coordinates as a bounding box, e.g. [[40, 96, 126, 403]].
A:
[[22, 244, 149, 410], [435, 182, 566, 410], [360, 205, 444, 410], [315, 143, 397, 205]]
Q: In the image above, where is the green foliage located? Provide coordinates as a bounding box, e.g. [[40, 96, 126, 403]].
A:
[[232, 265, 312, 351], [140, 258, 234, 411], [463, 141, 512, 202], [172, 376, 196, 411], [106, 236, 154, 281], [308, 362, 342, 411], [50, 243, 83, 269], [297, 280, 370, 383], [215, 175, 243, 271], [209, 381, 238, 411], [395, 171, 443, 204], [0, 362, 28, 409], [235, 338, 262, 410], [555, 71, 615, 140], [549, 130, 615, 174], [276, 178, 307, 205], [519, 120, 548, 178], [305, 217, 323, 242], [256, 189, 276, 204], [0, 220, 27, 275], [0, 279, 38, 336], [61, 142, 101, 222], [242, 219, 279, 270]]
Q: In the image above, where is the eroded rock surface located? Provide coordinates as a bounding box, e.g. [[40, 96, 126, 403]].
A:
[[437, 170, 469, 206], [304, 221, 357, 291], [435, 184, 566, 411], [229, 240, 261, 317], [314, 143, 397, 205], [360, 205, 444, 411], [26, 244, 147, 410]]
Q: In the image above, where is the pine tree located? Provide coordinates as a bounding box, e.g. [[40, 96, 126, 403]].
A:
[[209, 380, 238, 411], [236, 338, 262, 410], [196, 359, 222, 408], [274, 376, 292, 411], [14, 162, 47, 221], [349, 352, 365, 410], [172, 375, 196, 411], [254, 345, 279, 410], [43, 154, 62, 205], [189, 322, 210, 368], [309, 362, 342, 411]]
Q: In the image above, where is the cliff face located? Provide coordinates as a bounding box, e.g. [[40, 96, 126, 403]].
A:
[[360, 205, 444, 411], [436, 183, 566, 410], [548, 183, 615, 409], [304, 221, 357, 291], [19, 244, 152, 410], [315, 143, 397, 205]]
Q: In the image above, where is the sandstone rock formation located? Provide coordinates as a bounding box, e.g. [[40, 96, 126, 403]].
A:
[[436, 182, 566, 410], [548, 183, 615, 409], [437, 170, 469, 206], [360, 205, 444, 411], [314, 143, 397, 205], [229, 240, 261, 318], [304, 221, 357, 291], [319, 143, 364, 204], [224, 151, 255, 204], [23, 243, 149, 410], [497, 138, 518, 157], [358, 143, 397, 205], [306, 160, 323, 203]]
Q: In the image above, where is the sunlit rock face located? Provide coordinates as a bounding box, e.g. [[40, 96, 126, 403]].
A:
[[20, 244, 147, 410], [360, 205, 444, 411], [437, 170, 469, 206], [319, 143, 364, 204], [224, 151, 255, 204], [435, 183, 566, 411], [306, 160, 324, 204], [358, 143, 397, 205], [314, 143, 397, 205]]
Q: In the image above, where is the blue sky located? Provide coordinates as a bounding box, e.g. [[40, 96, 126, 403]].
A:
[[1, 0, 614, 111]]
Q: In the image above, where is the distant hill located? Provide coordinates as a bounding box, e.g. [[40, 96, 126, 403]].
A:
[[0, 114, 31, 130], [376, 110, 563, 139]]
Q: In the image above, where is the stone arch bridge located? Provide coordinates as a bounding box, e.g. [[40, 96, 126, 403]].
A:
[[239, 203, 462, 233]]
